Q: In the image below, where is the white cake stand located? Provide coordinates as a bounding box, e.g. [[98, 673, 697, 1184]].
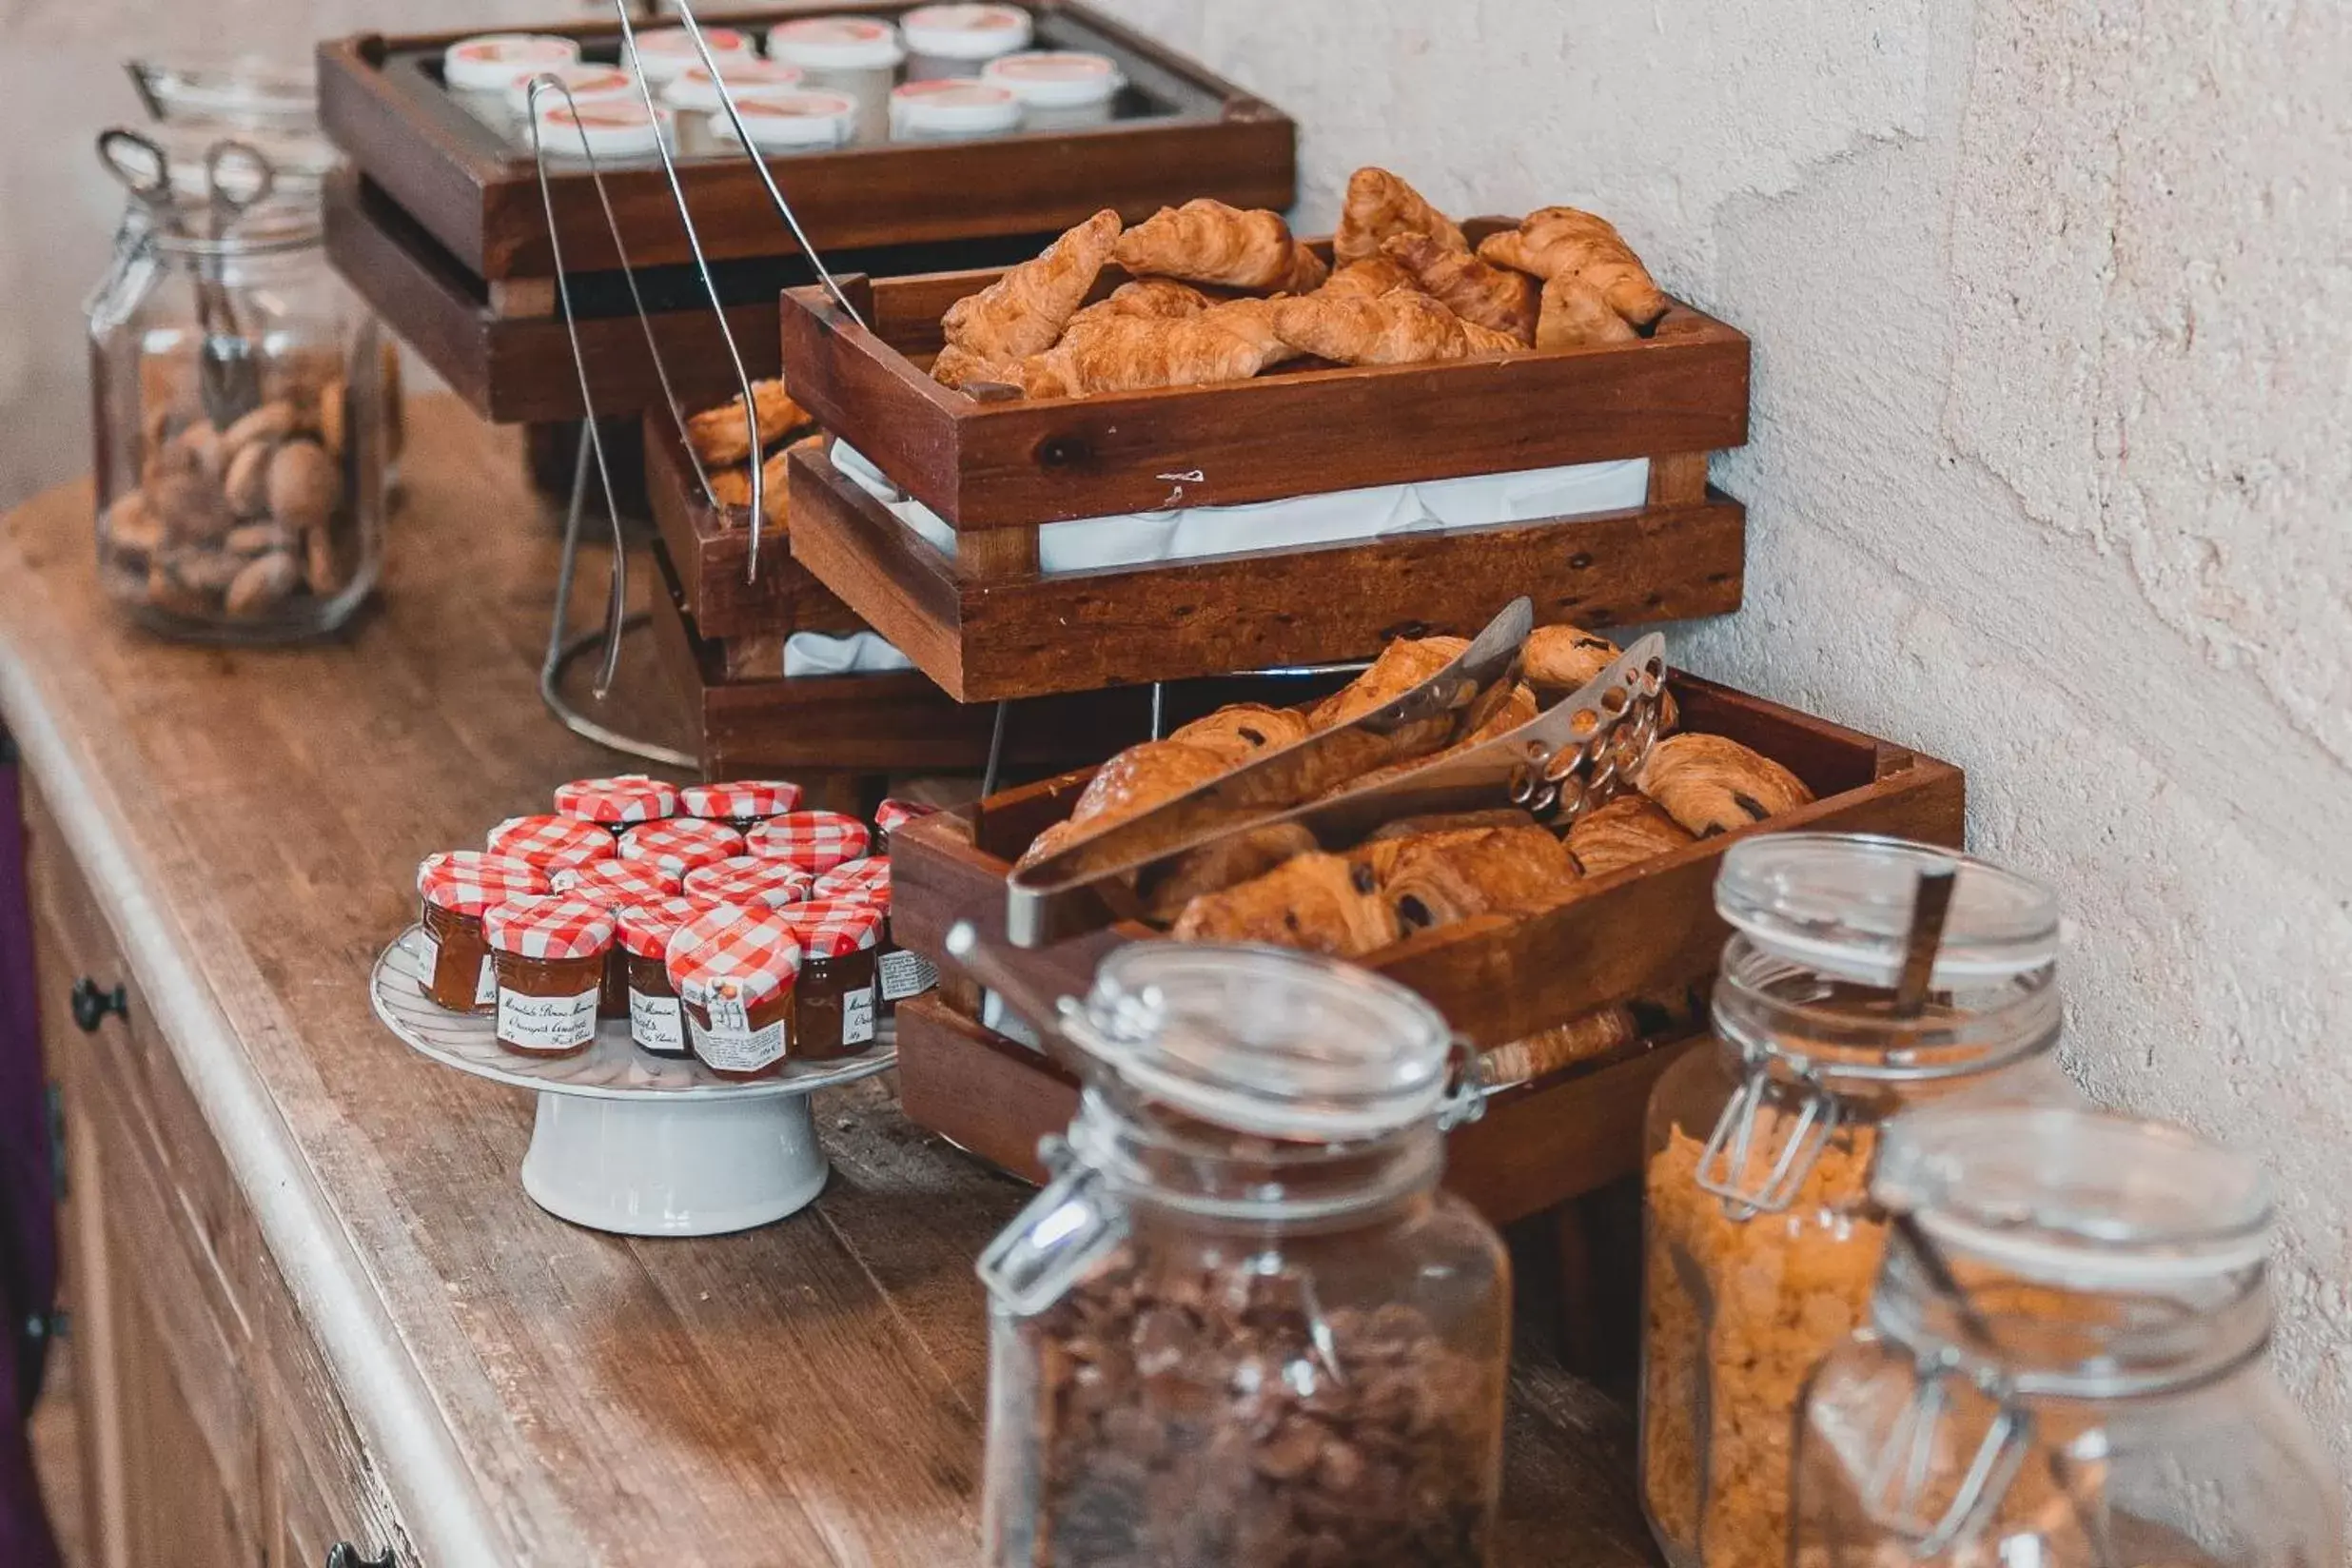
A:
[[370, 928, 895, 1237]]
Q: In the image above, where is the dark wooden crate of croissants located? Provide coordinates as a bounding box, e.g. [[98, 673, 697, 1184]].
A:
[[778, 189, 1751, 701], [889, 660, 1964, 1224]]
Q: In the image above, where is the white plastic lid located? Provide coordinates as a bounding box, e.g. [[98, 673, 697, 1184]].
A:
[[891, 79, 1021, 137], [627, 27, 755, 83], [900, 4, 1034, 61], [504, 62, 636, 118], [536, 98, 670, 160], [982, 50, 1123, 108], [710, 89, 860, 150], [1715, 833, 2062, 989], [766, 16, 907, 71], [442, 34, 581, 94], [661, 57, 805, 112]]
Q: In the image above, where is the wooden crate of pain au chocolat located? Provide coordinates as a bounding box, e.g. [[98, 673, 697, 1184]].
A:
[[776, 219, 1752, 701], [887, 672, 1964, 1226]]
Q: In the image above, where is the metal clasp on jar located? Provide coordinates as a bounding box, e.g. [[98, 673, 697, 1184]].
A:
[[976, 1134, 1130, 1318], [1858, 1354, 2039, 1558], [1693, 1054, 1844, 1220]]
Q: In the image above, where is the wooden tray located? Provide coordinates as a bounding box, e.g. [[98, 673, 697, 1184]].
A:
[[323, 170, 1060, 423], [643, 407, 858, 642], [316, 2, 1296, 284]]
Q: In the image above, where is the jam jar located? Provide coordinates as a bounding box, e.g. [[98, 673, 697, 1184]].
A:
[[748, 810, 872, 877], [481, 895, 617, 1060], [617, 897, 744, 1061], [682, 855, 813, 910], [873, 797, 939, 854], [622, 817, 745, 882], [811, 855, 934, 1017], [415, 852, 546, 1012], [555, 857, 682, 1019], [776, 897, 882, 1061], [486, 813, 615, 880], [666, 905, 803, 1080], [554, 774, 679, 836], [678, 779, 804, 834]]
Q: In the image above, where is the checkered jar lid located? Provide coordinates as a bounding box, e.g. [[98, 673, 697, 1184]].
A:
[[810, 855, 892, 910], [418, 853, 548, 918], [780, 896, 884, 959], [617, 896, 749, 961], [554, 856, 682, 908], [746, 811, 872, 873], [682, 856, 813, 910], [664, 905, 803, 1009], [487, 814, 618, 874], [874, 799, 939, 836], [554, 774, 680, 826], [482, 895, 617, 962], [619, 817, 747, 880], [679, 780, 804, 821]]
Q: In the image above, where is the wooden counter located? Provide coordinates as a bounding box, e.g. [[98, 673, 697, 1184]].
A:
[[0, 398, 1656, 1567]]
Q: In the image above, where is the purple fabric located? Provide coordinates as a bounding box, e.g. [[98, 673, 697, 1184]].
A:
[[0, 753, 63, 1568]]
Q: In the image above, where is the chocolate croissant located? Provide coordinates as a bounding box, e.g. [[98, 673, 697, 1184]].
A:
[[942, 209, 1123, 367], [1170, 852, 1401, 957], [1339, 682, 1538, 795], [1635, 734, 1814, 838], [1382, 232, 1540, 344], [1170, 703, 1314, 757], [686, 379, 810, 468], [1384, 824, 1584, 931], [1522, 624, 1625, 696], [1562, 795, 1695, 878], [1113, 200, 1301, 291], [1480, 206, 1669, 329], [1143, 822, 1318, 921], [1018, 737, 1239, 871], [1537, 272, 1639, 349], [1307, 636, 1471, 731], [1335, 167, 1468, 265]]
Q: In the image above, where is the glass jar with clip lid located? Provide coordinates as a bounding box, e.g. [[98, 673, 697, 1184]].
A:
[[969, 938, 1510, 1568], [1638, 833, 2080, 1568]]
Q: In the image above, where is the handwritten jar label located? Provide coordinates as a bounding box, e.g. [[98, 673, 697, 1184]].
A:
[[497, 987, 599, 1053], [843, 984, 876, 1046], [629, 989, 685, 1056]]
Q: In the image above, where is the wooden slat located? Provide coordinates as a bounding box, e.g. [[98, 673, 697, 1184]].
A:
[[641, 412, 859, 640]]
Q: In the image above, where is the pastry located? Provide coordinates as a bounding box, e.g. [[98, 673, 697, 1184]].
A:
[[685, 379, 810, 467], [1307, 635, 1470, 730], [1112, 200, 1300, 291], [1170, 853, 1402, 958], [1457, 318, 1532, 359], [1563, 795, 1695, 878], [1016, 304, 1295, 398], [1382, 231, 1540, 344], [1363, 809, 1540, 843], [1383, 824, 1583, 931], [1143, 822, 1318, 921], [1270, 289, 1516, 367], [1169, 703, 1315, 757], [1275, 242, 1331, 296], [1480, 1005, 1642, 1088], [931, 342, 1012, 391], [1635, 734, 1814, 838], [1479, 206, 1669, 329], [1334, 167, 1468, 265], [942, 209, 1124, 366], [1537, 272, 1640, 349], [1522, 624, 1624, 695], [700, 445, 792, 527], [1318, 255, 1418, 301], [1017, 737, 1239, 872], [1339, 682, 1538, 795], [1069, 278, 1216, 328]]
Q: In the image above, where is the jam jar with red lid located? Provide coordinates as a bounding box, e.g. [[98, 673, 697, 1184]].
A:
[[554, 774, 678, 835], [555, 857, 682, 1019], [678, 780, 804, 833], [777, 896, 883, 1061], [486, 813, 616, 879], [619, 817, 745, 882], [682, 855, 813, 911], [617, 897, 743, 1061], [811, 855, 934, 1016], [416, 851, 546, 1013], [747, 810, 872, 877], [665, 905, 802, 1080], [481, 895, 616, 1059], [873, 797, 939, 853]]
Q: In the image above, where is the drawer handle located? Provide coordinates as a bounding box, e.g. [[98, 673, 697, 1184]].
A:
[[69, 978, 127, 1033], [327, 1546, 394, 1568]]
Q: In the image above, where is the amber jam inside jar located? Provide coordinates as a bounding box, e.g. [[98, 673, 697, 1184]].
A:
[[665, 905, 802, 1081], [482, 896, 616, 1060], [416, 852, 545, 1014], [780, 897, 883, 1061], [810, 856, 931, 1017], [617, 896, 742, 1061]]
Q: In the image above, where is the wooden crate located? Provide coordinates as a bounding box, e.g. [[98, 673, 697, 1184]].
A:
[[888, 678, 1964, 1212], [316, 2, 1296, 284], [642, 408, 859, 642]]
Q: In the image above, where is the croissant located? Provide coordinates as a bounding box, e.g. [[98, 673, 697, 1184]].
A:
[[1306, 635, 1470, 730], [1562, 795, 1694, 878], [1384, 825, 1584, 931], [1334, 167, 1467, 265], [1458, 318, 1531, 359], [1276, 243, 1331, 296], [1170, 853, 1401, 958], [1382, 232, 1540, 344], [1113, 200, 1300, 291], [1143, 822, 1318, 921], [1068, 278, 1215, 330], [1537, 272, 1639, 350], [1339, 683, 1538, 795], [702, 444, 794, 528], [1480, 206, 1669, 329], [1318, 255, 1418, 302], [1270, 289, 1482, 367], [686, 379, 810, 467], [1017, 305, 1292, 398], [942, 209, 1123, 364], [1363, 809, 1540, 844], [1635, 734, 1814, 838], [929, 343, 1011, 391]]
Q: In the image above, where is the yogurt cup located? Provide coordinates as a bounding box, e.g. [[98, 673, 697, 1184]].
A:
[[709, 89, 862, 153], [536, 96, 671, 161], [442, 34, 581, 129], [765, 17, 905, 143], [983, 49, 1123, 128], [502, 61, 636, 124], [900, 5, 1034, 79], [626, 26, 756, 86], [890, 78, 1021, 141]]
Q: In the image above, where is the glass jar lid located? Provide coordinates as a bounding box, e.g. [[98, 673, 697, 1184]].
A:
[[1068, 944, 1452, 1142], [1715, 833, 2062, 989], [128, 54, 317, 133]]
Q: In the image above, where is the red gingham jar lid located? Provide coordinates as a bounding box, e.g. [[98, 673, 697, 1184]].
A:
[[554, 774, 679, 827], [487, 814, 618, 874], [617, 897, 748, 961], [875, 799, 938, 836], [682, 856, 813, 910], [780, 896, 884, 958], [482, 895, 617, 962], [810, 855, 892, 910], [418, 853, 548, 918], [680, 780, 804, 821], [554, 857, 682, 908], [619, 818, 747, 879], [665, 906, 802, 1009], [747, 811, 872, 874]]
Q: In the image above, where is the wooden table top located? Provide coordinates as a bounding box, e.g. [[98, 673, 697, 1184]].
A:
[[0, 398, 1655, 1566]]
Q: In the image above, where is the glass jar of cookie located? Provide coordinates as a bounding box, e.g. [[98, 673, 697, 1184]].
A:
[[88, 165, 388, 641], [1639, 834, 2077, 1568], [979, 945, 1509, 1568]]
